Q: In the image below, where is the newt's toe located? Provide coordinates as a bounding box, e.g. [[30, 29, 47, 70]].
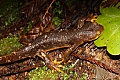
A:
[[49, 59, 65, 72], [53, 59, 64, 65]]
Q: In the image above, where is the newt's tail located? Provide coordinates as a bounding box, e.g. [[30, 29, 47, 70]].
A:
[[0, 46, 35, 64]]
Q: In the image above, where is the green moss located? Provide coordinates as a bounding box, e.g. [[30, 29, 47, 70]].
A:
[[28, 66, 58, 80], [80, 73, 87, 80], [28, 64, 79, 80], [21, 21, 33, 34], [0, 0, 22, 28], [0, 34, 22, 55], [52, 17, 62, 26], [53, 1, 62, 15], [52, 0, 63, 27], [59, 65, 78, 80]]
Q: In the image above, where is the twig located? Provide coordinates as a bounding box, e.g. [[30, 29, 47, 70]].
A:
[[42, 0, 56, 19], [73, 53, 120, 75]]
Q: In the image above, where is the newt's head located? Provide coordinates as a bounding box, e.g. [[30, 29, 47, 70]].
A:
[[92, 22, 104, 38], [82, 22, 104, 41]]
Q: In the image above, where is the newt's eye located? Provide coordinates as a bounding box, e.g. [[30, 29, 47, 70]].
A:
[[97, 31, 102, 36]]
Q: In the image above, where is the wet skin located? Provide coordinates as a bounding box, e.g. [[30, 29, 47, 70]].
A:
[[0, 20, 104, 72]]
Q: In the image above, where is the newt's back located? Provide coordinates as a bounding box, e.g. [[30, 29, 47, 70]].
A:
[[32, 22, 104, 50]]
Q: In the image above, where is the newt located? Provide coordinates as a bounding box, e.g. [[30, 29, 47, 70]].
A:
[[0, 20, 104, 72]]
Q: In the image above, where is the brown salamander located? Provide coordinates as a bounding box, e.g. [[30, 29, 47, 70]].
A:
[[0, 21, 104, 72]]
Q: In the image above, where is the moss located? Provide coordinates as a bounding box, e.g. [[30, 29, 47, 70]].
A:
[[28, 66, 58, 80], [0, 0, 22, 27], [52, 0, 63, 27], [59, 65, 78, 80], [21, 21, 33, 34], [0, 34, 22, 55], [28, 64, 79, 80], [80, 73, 87, 80], [52, 17, 62, 26]]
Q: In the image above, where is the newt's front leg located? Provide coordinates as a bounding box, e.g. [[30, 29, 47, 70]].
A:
[[50, 41, 83, 71], [63, 41, 83, 63]]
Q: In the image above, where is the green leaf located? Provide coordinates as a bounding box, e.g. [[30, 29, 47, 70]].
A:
[[94, 7, 120, 55]]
